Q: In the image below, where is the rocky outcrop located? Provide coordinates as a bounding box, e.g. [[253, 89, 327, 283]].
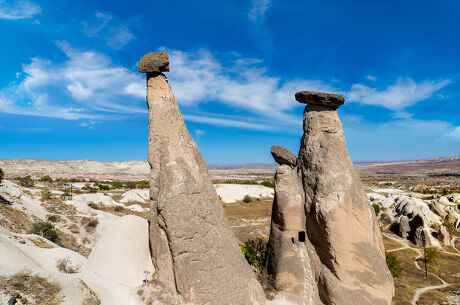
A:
[[299, 91, 393, 304], [438, 226, 450, 246], [267, 91, 394, 305], [270, 145, 297, 168], [140, 51, 265, 305], [266, 165, 322, 304], [399, 216, 411, 239]]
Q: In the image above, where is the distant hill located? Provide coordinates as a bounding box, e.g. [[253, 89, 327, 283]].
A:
[[0, 156, 459, 179]]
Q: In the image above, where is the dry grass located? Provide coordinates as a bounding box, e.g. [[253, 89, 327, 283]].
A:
[[26, 236, 55, 248], [0, 203, 34, 233], [0, 270, 63, 305], [79, 280, 101, 305], [223, 197, 272, 220]]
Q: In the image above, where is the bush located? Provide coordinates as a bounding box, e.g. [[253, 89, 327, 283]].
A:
[[385, 252, 402, 278], [372, 204, 381, 216], [41, 188, 52, 199], [30, 221, 58, 242], [87, 218, 98, 227], [126, 181, 136, 189], [260, 180, 275, 188], [56, 257, 80, 274], [112, 181, 123, 189], [425, 247, 440, 265], [94, 182, 110, 191], [87, 202, 99, 209], [82, 183, 97, 192], [0, 168, 4, 185], [136, 180, 150, 189], [114, 205, 124, 212], [243, 195, 252, 203], [19, 175, 34, 187], [241, 238, 267, 273], [40, 175, 53, 182]]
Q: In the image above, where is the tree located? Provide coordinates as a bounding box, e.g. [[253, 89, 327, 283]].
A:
[[385, 252, 402, 278], [112, 181, 123, 189], [425, 247, 440, 272], [241, 238, 267, 274], [30, 221, 58, 242], [0, 168, 4, 185]]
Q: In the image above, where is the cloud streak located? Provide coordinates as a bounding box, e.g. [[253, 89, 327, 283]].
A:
[[0, 0, 41, 20]]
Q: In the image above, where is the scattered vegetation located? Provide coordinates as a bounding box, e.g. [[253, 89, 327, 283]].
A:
[[112, 181, 123, 189], [0, 168, 4, 185], [94, 182, 110, 191], [30, 221, 58, 242], [241, 238, 275, 299], [385, 252, 402, 278], [87, 202, 99, 209], [214, 179, 275, 188], [114, 205, 124, 212], [372, 203, 381, 216], [136, 180, 150, 189], [40, 175, 53, 182], [19, 175, 34, 187], [87, 218, 99, 228], [0, 270, 63, 305], [56, 257, 81, 274], [243, 195, 252, 203], [41, 188, 52, 199], [82, 183, 98, 192]]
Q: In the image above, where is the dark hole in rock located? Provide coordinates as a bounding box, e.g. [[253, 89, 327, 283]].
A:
[[298, 231, 306, 242], [291, 237, 295, 244]]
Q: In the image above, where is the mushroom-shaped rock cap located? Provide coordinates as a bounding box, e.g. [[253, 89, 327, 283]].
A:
[[271, 145, 297, 168], [295, 91, 345, 109], [138, 51, 170, 73]]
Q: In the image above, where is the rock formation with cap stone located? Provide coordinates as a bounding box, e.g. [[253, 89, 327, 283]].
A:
[[139, 51, 265, 305], [271, 145, 297, 168], [267, 91, 394, 305]]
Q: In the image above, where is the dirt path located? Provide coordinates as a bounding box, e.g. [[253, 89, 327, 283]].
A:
[[383, 233, 452, 305]]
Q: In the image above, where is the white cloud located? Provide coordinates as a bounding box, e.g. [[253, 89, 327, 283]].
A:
[[366, 75, 377, 81], [248, 0, 271, 23], [440, 126, 460, 142], [0, 0, 41, 20], [82, 12, 134, 50], [167, 49, 334, 125], [184, 114, 271, 131], [194, 129, 205, 137], [346, 78, 450, 111], [0, 42, 145, 119]]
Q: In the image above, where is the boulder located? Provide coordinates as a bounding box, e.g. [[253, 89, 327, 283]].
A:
[[140, 52, 265, 305], [138, 51, 170, 73], [296, 91, 394, 305], [414, 226, 431, 247], [270, 145, 297, 168], [399, 216, 410, 239]]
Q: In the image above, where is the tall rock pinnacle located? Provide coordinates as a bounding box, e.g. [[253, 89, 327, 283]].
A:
[[139, 51, 266, 305], [267, 91, 394, 305]]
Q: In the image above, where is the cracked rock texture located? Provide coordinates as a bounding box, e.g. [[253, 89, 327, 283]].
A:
[[267, 91, 394, 305], [144, 67, 265, 305]]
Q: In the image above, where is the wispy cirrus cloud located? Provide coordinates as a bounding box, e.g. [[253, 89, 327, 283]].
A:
[[0, 0, 41, 20], [346, 78, 450, 111], [248, 0, 271, 23], [82, 12, 134, 50], [0, 41, 144, 120]]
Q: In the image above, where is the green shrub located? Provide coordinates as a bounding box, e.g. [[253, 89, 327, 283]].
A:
[[136, 181, 150, 189], [19, 175, 34, 187], [241, 238, 267, 273], [385, 252, 402, 278], [41, 188, 52, 199], [40, 175, 53, 182], [30, 221, 58, 242], [425, 247, 440, 265], [372, 203, 381, 216], [126, 181, 136, 189], [260, 180, 275, 188], [112, 181, 123, 189], [97, 184, 110, 191], [243, 195, 252, 203], [87, 202, 99, 209], [0, 168, 4, 185]]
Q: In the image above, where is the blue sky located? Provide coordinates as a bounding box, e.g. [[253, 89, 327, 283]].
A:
[[0, 0, 459, 164]]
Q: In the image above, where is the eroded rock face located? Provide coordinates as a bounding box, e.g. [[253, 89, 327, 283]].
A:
[[399, 216, 411, 239], [267, 165, 322, 305], [141, 52, 265, 305], [296, 92, 394, 305]]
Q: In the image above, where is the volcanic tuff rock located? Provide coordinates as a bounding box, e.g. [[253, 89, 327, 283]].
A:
[[399, 215, 411, 239], [138, 51, 170, 73], [268, 91, 394, 304], [270, 145, 297, 168], [140, 52, 265, 305]]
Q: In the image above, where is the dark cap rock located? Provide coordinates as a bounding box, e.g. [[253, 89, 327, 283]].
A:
[[295, 91, 345, 109], [271, 145, 297, 168], [138, 51, 170, 73]]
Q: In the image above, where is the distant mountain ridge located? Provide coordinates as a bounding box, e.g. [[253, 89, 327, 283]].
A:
[[0, 156, 459, 178]]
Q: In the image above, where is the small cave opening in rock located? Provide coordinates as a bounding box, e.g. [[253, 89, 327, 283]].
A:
[[298, 231, 306, 242]]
